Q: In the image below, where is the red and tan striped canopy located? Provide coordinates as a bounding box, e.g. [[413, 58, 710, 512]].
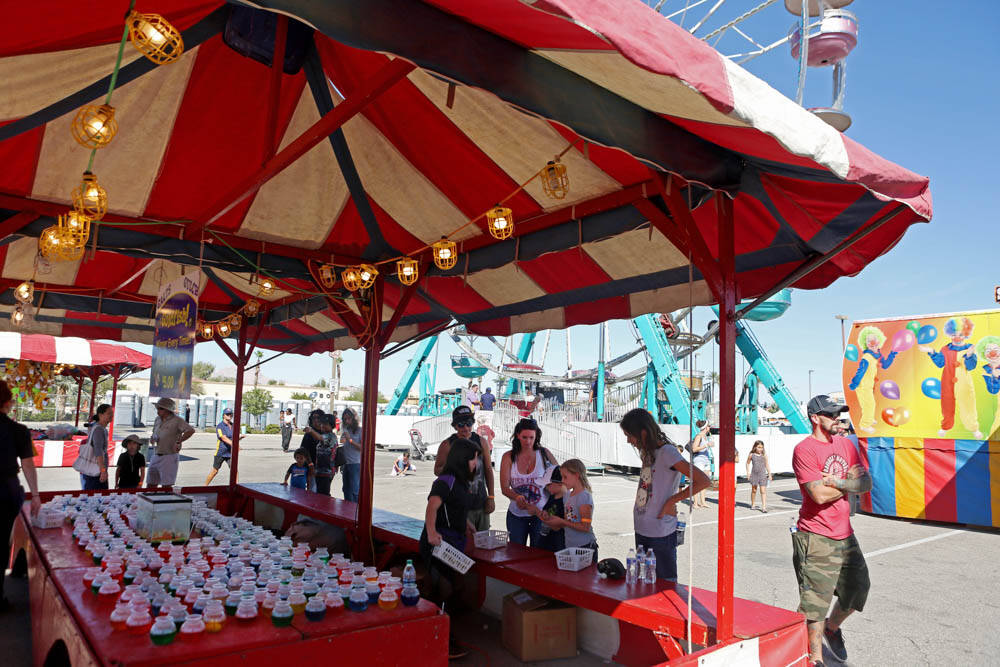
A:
[[0, 332, 151, 375], [0, 0, 932, 354]]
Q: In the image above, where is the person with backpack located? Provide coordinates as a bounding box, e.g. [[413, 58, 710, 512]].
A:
[[419, 437, 484, 659], [499, 418, 562, 548]]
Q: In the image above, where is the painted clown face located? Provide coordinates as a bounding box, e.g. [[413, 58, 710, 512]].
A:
[[985, 344, 1000, 368], [865, 335, 881, 351]]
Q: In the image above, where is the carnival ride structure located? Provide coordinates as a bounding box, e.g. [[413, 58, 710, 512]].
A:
[[0, 0, 931, 663]]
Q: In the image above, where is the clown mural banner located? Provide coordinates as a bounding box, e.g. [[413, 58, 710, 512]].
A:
[[844, 309, 1000, 528]]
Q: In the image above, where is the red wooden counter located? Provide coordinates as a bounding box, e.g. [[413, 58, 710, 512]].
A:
[[11, 498, 448, 667]]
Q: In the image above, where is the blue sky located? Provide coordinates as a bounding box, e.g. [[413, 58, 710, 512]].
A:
[[143, 2, 999, 402]]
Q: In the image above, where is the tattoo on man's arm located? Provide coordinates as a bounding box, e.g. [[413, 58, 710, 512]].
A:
[[834, 472, 872, 493]]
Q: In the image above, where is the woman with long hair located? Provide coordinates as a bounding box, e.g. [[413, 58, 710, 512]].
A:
[[746, 440, 772, 512], [339, 408, 362, 501], [620, 408, 711, 582], [419, 437, 484, 659], [80, 404, 112, 490], [499, 418, 560, 548]]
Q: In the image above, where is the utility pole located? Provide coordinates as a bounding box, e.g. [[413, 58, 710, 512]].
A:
[[808, 369, 814, 399], [835, 314, 849, 351], [330, 350, 342, 413]]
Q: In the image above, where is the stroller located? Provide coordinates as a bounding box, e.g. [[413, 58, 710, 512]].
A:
[[408, 428, 429, 461]]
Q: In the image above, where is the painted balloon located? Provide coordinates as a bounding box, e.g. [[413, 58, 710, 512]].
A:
[[921, 377, 942, 400], [844, 344, 859, 362], [891, 329, 916, 353], [882, 407, 911, 427], [879, 380, 900, 400], [917, 325, 938, 345], [906, 320, 921, 336]]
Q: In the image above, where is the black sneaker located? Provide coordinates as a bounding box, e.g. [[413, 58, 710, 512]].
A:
[[823, 625, 848, 662]]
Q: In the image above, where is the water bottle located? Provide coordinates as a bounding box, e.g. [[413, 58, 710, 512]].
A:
[[625, 548, 637, 584], [636, 546, 646, 583], [789, 515, 798, 534], [402, 560, 416, 587], [676, 509, 687, 547], [644, 550, 656, 584]]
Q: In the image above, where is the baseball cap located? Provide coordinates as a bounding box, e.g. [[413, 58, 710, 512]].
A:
[[452, 405, 474, 426], [222, 408, 233, 415], [806, 395, 848, 416]]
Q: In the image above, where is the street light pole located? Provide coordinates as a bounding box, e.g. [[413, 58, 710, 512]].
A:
[[808, 369, 814, 398], [835, 315, 849, 351]]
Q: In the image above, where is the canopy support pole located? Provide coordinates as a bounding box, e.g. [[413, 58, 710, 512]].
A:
[[229, 326, 249, 487], [108, 364, 120, 442], [355, 277, 386, 562], [89, 371, 99, 420], [715, 194, 737, 641], [74, 378, 83, 427]]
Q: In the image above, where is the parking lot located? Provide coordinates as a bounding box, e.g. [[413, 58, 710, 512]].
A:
[[25, 431, 1000, 665]]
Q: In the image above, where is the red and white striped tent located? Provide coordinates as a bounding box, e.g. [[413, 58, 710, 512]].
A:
[[0, 332, 151, 377], [0, 0, 930, 353], [0, 0, 932, 659]]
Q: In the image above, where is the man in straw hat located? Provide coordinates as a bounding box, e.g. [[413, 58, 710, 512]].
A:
[[146, 397, 195, 488]]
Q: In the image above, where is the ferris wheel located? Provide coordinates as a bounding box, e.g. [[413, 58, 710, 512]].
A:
[[645, 0, 859, 130]]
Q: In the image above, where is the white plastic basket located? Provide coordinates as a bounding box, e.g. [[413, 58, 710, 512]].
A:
[[473, 529, 508, 550], [432, 540, 475, 574], [555, 547, 594, 572]]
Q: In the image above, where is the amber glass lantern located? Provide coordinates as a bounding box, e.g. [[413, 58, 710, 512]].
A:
[[216, 320, 232, 338], [228, 314, 242, 332], [486, 205, 514, 240], [198, 321, 214, 339], [72, 171, 108, 220], [396, 258, 418, 286], [341, 267, 361, 292], [256, 275, 275, 297], [38, 226, 83, 262], [11, 304, 26, 328], [71, 104, 118, 149], [432, 238, 457, 270], [128, 11, 184, 65], [14, 281, 34, 304], [540, 159, 569, 199], [58, 210, 92, 245], [318, 263, 337, 289], [357, 264, 378, 290], [244, 299, 260, 317]]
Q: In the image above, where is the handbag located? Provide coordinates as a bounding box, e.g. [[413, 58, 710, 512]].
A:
[[72, 431, 101, 477], [333, 444, 347, 468]]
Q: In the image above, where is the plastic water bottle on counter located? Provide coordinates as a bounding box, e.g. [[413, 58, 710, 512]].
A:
[[676, 509, 687, 546], [644, 550, 657, 584], [636, 545, 646, 582], [403, 560, 416, 587], [625, 548, 637, 584]]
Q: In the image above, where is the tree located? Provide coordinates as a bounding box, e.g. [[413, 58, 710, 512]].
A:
[[267, 379, 278, 385], [290, 391, 310, 400], [243, 388, 273, 427], [313, 378, 328, 388], [254, 350, 263, 388], [193, 362, 215, 379], [192, 380, 206, 396], [346, 389, 387, 402]]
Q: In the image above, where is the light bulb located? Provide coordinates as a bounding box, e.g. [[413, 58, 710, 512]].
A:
[[143, 23, 167, 46], [360, 269, 372, 281], [402, 265, 414, 277], [439, 248, 452, 260], [15, 281, 33, 304], [494, 217, 508, 229], [12, 305, 25, 326]]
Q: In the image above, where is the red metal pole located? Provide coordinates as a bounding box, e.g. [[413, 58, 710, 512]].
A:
[[74, 378, 83, 427], [356, 341, 381, 562], [109, 364, 120, 442], [715, 195, 737, 641], [229, 327, 248, 487], [89, 371, 99, 417]]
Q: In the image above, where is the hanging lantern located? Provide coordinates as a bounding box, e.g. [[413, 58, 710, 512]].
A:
[[216, 320, 232, 338], [72, 171, 108, 220], [486, 205, 514, 240], [318, 263, 337, 289], [341, 266, 362, 292], [228, 313, 242, 332], [396, 258, 419, 286], [11, 304, 26, 328], [198, 321, 214, 339], [540, 159, 569, 200], [71, 104, 118, 149], [38, 226, 83, 262], [58, 210, 92, 245], [432, 237, 457, 270], [127, 11, 184, 65], [256, 274, 275, 297], [357, 264, 378, 290], [14, 280, 34, 304], [244, 299, 260, 317]]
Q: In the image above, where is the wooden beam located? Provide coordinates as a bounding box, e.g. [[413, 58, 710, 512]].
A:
[[214, 335, 241, 366], [190, 58, 416, 234], [0, 211, 39, 239]]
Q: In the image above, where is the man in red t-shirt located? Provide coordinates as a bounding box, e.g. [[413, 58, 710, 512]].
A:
[[792, 395, 872, 667]]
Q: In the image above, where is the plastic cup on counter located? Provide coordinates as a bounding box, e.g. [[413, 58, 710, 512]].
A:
[[270, 600, 294, 627], [366, 582, 381, 604], [378, 588, 399, 611], [235, 600, 258, 623], [110, 604, 130, 631], [400, 584, 420, 607], [149, 616, 177, 646], [304, 596, 326, 622], [179, 614, 206, 638], [203, 602, 226, 633], [324, 592, 344, 614], [347, 589, 368, 613], [126, 609, 153, 635], [288, 592, 307, 615]]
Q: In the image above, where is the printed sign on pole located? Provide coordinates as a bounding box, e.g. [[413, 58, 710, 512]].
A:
[[150, 274, 199, 399]]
